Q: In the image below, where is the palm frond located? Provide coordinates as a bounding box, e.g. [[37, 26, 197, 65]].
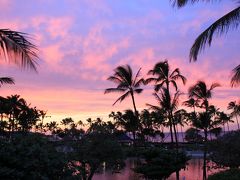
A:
[[172, 91, 182, 110], [133, 67, 142, 85], [145, 77, 158, 85], [115, 65, 132, 85], [172, 74, 187, 85], [154, 81, 166, 92], [171, 0, 214, 8], [0, 77, 14, 86], [146, 103, 162, 111], [190, 7, 240, 61], [135, 78, 145, 87], [152, 92, 162, 104], [209, 82, 221, 91], [107, 76, 123, 84], [231, 64, 240, 87], [104, 88, 126, 94], [170, 80, 178, 91], [134, 88, 143, 94], [0, 29, 38, 71], [227, 101, 236, 110], [112, 91, 130, 105]]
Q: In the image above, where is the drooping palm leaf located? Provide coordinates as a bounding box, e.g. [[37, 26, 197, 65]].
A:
[[0, 77, 14, 86], [171, 0, 219, 8], [190, 7, 240, 61], [0, 29, 38, 71], [231, 64, 240, 87]]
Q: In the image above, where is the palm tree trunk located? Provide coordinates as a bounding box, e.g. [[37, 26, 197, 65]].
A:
[[203, 129, 208, 180], [181, 125, 184, 143], [169, 118, 174, 145], [235, 116, 240, 130], [173, 124, 179, 149], [223, 123, 225, 134], [130, 91, 138, 115], [227, 121, 230, 132]]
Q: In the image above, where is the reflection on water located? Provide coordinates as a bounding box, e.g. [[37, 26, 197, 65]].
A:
[[93, 158, 219, 180]]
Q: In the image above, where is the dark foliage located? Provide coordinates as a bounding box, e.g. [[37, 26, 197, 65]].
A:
[[209, 130, 240, 169], [0, 134, 69, 180], [134, 148, 189, 179]]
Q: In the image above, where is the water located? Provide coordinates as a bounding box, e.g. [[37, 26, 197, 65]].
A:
[[93, 158, 220, 180]]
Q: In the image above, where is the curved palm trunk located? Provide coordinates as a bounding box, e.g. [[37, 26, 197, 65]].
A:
[[173, 122, 179, 149]]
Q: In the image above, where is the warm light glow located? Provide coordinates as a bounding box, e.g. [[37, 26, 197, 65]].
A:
[[0, 0, 239, 128]]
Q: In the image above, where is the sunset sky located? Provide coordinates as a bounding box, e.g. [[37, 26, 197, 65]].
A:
[[0, 0, 239, 128]]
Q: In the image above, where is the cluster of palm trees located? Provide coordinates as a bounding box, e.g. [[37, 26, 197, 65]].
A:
[[105, 61, 239, 143], [105, 62, 239, 180], [0, 95, 42, 133]]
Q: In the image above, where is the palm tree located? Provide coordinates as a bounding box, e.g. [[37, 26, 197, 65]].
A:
[[61, 117, 74, 130], [105, 65, 144, 115], [146, 60, 186, 146], [171, 1, 240, 85], [173, 109, 188, 142], [45, 121, 59, 134], [147, 88, 182, 146], [215, 111, 233, 133], [189, 81, 220, 111], [110, 110, 140, 142], [6, 95, 26, 132], [146, 60, 186, 92], [188, 81, 220, 180], [0, 77, 14, 87], [228, 101, 240, 130], [182, 97, 199, 114], [0, 29, 38, 70]]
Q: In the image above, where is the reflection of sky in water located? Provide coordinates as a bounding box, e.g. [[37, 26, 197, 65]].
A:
[[93, 158, 221, 180]]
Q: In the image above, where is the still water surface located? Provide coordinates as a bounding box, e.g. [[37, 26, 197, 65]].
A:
[[93, 158, 219, 180]]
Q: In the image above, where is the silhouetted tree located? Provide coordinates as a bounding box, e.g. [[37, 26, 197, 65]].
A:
[[105, 65, 144, 115], [228, 101, 240, 130]]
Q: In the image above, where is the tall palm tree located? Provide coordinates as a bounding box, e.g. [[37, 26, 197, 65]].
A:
[[0, 77, 14, 87], [228, 101, 240, 130], [147, 88, 182, 146], [146, 60, 186, 92], [188, 81, 220, 180], [171, 1, 240, 85], [146, 60, 186, 147], [105, 65, 144, 115], [173, 109, 188, 142], [0, 29, 38, 70]]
